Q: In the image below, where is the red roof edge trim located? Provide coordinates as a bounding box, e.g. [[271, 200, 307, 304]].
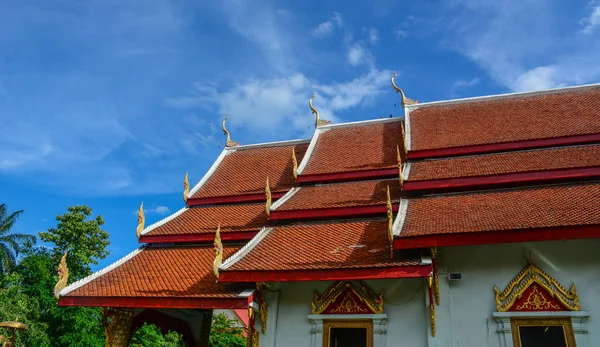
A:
[[269, 204, 399, 221], [393, 225, 600, 250], [139, 231, 259, 244], [58, 296, 251, 309], [297, 168, 398, 184], [186, 192, 286, 206], [408, 133, 600, 160], [404, 166, 600, 192], [218, 265, 432, 282]]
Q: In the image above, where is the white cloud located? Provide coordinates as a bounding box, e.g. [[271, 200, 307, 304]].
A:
[[394, 29, 408, 40], [346, 43, 375, 68], [512, 66, 566, 92], [452, 77, 480, 89], [364, 27, 379, 44], [580, 4, 600, 34], [312, 12, 343, 38], [133, 205, 171, 216]]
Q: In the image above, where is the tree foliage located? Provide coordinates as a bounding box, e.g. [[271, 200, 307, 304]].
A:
[[209, 313, 246, 347], [0, 204, 36, 274], [129, 323, 186, 347]]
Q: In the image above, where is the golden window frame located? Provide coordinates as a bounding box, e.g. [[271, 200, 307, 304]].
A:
[[322, 320, 373, 347], [510, 317, 576, 347]]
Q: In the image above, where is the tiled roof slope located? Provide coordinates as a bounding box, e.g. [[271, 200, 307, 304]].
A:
[[301, 119, 403, 176], [63, 245, 247, 298], [275, 179, 401, 211], [190, 142, 308, 199], [408, 144, 600, 181], [399, 183, 600, 237], [224, 219, 420, 272], [143, 204, 266, 236], [409, 85, 600, 151]]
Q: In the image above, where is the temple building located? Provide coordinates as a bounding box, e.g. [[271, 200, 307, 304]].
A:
[[56, 78, 600, 347]]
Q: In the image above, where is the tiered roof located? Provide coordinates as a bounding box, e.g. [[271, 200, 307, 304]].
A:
[[58, 82, 600, 309]]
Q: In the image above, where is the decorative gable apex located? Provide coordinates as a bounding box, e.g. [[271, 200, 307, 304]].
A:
[[312, 280, 383, 315]]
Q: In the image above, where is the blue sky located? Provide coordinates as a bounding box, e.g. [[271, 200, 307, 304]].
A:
[[1, 0, 599, 270]]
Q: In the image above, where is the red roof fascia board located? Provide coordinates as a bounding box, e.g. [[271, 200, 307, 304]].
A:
[[407, 133, 600, 160], [269, 204, 399, 221], [186, 192, 286, 206], [297, 168, 398, 184], [393, 225, 600, 250], [58, 296, 252, 309], [139, 231, 258, 244], [219, 265, 432, 282], [404, 166, 600, 192]]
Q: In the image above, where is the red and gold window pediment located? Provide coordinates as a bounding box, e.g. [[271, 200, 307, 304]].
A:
[[312, 281, 384, 315], [494, 257, 580, 312]]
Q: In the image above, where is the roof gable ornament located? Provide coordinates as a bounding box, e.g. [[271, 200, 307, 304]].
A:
[[136, 202, 144, 238], [222, 115, 240, 147], [265, 177, 272, 217], [292, 147, 298, 180], [213, 224, 223, 281], [494, 256, 580, 312], [396, 146, 404, 187], [400, 121, 408, 157], [386, 185, 394, 260], [53, 251, 69, 299], [312, 280, 384, 315], [310, 93, 331, 127], [183, 172, 189, 202], [391, 72, 418, 108]]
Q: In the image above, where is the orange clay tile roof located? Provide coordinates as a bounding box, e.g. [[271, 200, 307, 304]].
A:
[[409, 86, 600, 151], [301, 120, 403, 176], [399, 183, 600, 237], [144, 204, 266, 236], [190, 142, 308, 199], [276, 179, 401, 211], [224, 219, 420, 271], [408, 144, 600, 181], [64, 245, 247, 298]]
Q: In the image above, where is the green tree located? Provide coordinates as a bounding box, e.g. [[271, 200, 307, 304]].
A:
[[0, 204, 36, 274], [129, 323, 185, 347], [209, 313, 246, 347], [39, 205, 110, 280]]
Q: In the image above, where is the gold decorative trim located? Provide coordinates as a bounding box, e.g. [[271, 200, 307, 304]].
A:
[[323, 320, 373, 347], [386, 185, 394, 261], [136, 202, 144, 238], [312, 281, 383, 315], [431, 248, 440, 306], [400, 122, 408, 157], [103, 308, 134, 347], [213, 224, 223, 280], [428, 277, 436, 337], [310, 93, 331, 127], [396, 145, 403, 186], [222, 115, 240, 147], [265, 177, 272, 217], [257, 282, 268, 334], [510, 318, 576, 347], [391, 72, 418, 108], [292, 147, 298, 180], [494, 257, 579, 312], [183, 172, 189, 202], [53, 251, 69, 299]]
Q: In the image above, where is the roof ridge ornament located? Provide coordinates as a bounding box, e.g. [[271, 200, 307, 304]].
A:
[[396, 145, 404, 187], [183, 172, 189, 202], [53, 251, 69, 299], [386, 185, 394, 260], [391, 72, 418, 108], [292, 147, 298, 180], [213, 224, 223, 281], [265, 177, 272, 217], [222, 115, 240, 147], [310, 93, 331, 127], [400, 121, 408, 157], [136, 202, 144, 238]]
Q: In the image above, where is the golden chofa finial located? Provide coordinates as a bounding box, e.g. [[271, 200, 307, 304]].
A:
[[222, 115, 240, 147], [53, 251, 69, 299], [183, 172, 189, 202], [391, 72, 418, 108], [396, 145, 404, 187], [310, 93, 331, 127], [265, 177, 272, 216], [292, 147, 298, 180], [386, 186, 394, 244], [136, 202, 145, 238], [213, 224, 223, 281], [400, 121, 408, 157]]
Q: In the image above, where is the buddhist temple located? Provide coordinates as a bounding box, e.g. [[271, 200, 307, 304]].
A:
[[57, 79, 600, 347]]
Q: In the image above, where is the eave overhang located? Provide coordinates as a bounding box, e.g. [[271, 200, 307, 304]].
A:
[[296, 167, 398, 184], [139, 230, 259, 244], [186, 192, 286, 206], [269, 204, 400, 221], [58, 295, 254, 309]]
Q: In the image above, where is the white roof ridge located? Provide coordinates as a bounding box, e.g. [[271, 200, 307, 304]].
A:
[[219, 227, 274, 271], [187, 149, 232, 198], [392, 199, 409, 237], [270, 187, 300, 211], [60, 245, 146, 296], [233, 138, 310, 150], [319, 116, 403, 129], [141, 207, 188, 236], [297, 128, 325, 175], [406, 82, 600, 110]]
